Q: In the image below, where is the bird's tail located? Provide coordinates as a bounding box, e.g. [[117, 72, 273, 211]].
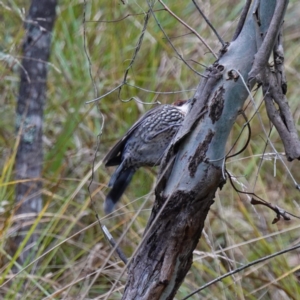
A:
[[104, 166, 136, 214]]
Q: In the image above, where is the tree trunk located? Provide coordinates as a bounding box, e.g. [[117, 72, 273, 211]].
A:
[[123, 1, 290, 299], [14, 0, 57, 264]]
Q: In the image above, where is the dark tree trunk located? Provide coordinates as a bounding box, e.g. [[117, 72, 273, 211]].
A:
[[122, 1, 295, 299], [14, 0, 57, 264]]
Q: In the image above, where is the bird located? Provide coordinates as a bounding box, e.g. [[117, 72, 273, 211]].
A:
[[103, 99, 190, 214]]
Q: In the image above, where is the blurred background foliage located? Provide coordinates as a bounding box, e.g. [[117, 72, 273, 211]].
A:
[[0, 0, 300, 299]]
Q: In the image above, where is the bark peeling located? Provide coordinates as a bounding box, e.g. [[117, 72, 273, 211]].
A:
[[188, 130, 215, 178], [209, 86, 225, 124], [123, 163, 222, 299]]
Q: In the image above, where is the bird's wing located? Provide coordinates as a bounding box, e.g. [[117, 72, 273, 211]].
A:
[[103, 105, 168, 167]]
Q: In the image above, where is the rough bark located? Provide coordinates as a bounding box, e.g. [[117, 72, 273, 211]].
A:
[[122, 1, 292, 299], [14, 0, 57, 264]]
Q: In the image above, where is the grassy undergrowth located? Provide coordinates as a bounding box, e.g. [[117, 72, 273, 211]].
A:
[[1, 0, 300, 299]]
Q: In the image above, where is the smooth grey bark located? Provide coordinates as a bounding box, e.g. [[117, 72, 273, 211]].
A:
[[122, 1, 294, 299], [15, 0, 57, 264]]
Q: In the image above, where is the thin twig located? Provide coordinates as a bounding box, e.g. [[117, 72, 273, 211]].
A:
[[192, 0, 225, 46], [232, 0, 252, 41], [250, 198, 291, 223], [85, 9, 165, 23], [253, 125, 272, 190], [125, 83, 196, 94], [84, 0, 128, 289], [83, 0, 97, 97], [146, 0, 206, 78], [87, 120, 128, 266], [85, 83, 196, 104], [119, 9, 151, 98], [227, 171, 300, 222], [85, 83, 124, 104], [226, 111, 251, 159], [159, 0, 218, 58], [75, 4, 108, 293], [184, 58, 207, 68]]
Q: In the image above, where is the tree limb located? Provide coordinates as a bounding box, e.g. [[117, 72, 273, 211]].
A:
[[232, 0, 252, 41], [248, 0, 289, 83]]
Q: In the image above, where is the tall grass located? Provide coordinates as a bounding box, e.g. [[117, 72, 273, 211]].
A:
[[0, 0, 300, 299]]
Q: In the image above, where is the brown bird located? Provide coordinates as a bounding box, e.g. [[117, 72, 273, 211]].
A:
[[103, 100, 190, 214]]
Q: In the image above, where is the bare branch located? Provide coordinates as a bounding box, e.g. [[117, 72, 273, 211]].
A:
[[85, 83, 196, 104], [119, 10, 151, 98], [146, 0, 206, 77], [158, 0, 218, 58], [83, 0, 98, 97], [248, 1, 289, 83], [227, 170, 300, 223], [232, 0, 252, 41], [85, 9, 165, 23], [192, 0, 225, 47], [255, 19, 300, 161], [262, 70, 300, 161], [124, 83, 196, 95], [85, 83, 124, 104], [226, 111, 251, 159], [250, 198, 291, 223]]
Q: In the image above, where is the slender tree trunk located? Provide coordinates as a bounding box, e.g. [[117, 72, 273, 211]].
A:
[[15, 0, 57, 264], [123, 1, 292, 299]]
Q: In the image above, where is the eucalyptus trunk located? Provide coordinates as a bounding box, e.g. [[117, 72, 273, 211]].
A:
[[15, 0, 57, 264]]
